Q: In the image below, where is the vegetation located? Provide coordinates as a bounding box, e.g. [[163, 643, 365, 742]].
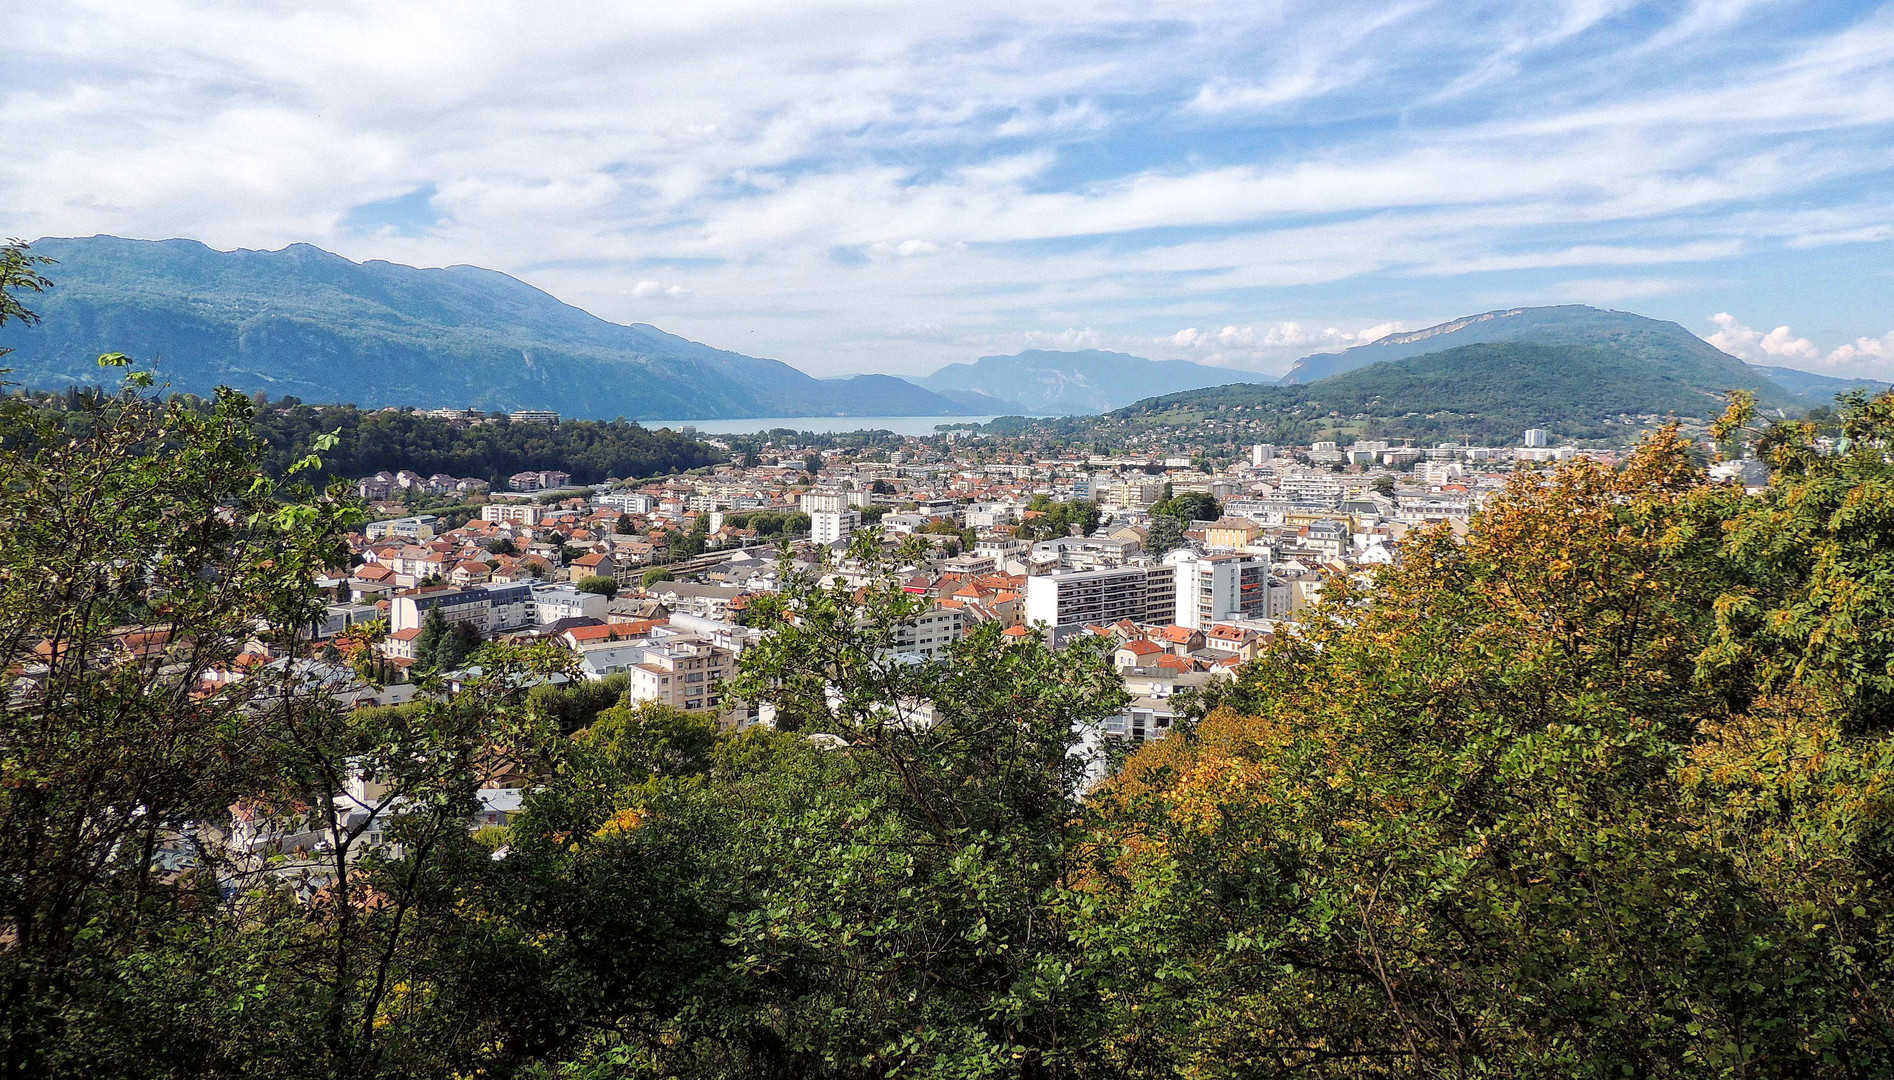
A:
[[1016, 494, 1101, 541], [3, 251, 1893, 1076]]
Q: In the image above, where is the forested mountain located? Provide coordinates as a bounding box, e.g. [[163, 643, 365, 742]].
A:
[[1280, 306, 1791, 401], [920, 348, 1271, 414], [1115, 320, 1814, 442], [1, 236, 981, 420]]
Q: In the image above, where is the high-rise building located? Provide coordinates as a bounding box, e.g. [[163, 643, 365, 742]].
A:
[[800, 491, 848, 513], [1524, 428, 1550, 448], [1024, 565, 1177, 629], [811, 508, 861, 545], [1250, 443, 1276, 466], [1167, 553, 1273, 628]]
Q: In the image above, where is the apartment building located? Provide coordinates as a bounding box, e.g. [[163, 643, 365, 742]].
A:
[[811, 508, 861, 545], [1023, 564, 1177, 629], [389, 582, 534, 634], [1168, 553, 1272, 629], [625, 639, 735, 714]]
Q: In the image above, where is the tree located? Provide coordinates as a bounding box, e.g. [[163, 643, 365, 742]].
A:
[[576, 575, 618, 599], [641, 567, 672, 590], [1082, 413, 1894, 1076], [1370, 474, 1396, 498], [803, 452, 821, 475]]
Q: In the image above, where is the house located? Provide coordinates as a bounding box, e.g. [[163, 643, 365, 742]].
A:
[[1204, 517, 1262, 550], [1114, 639, 1165, 672], [568, 551, 617, 583]]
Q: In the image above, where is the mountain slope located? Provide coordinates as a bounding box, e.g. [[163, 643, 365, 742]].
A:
[[1, 236, 980, 420], [1112, 317, 1814, 443], [1746, 364, 1891, 402], [921, 349, 1271, 415], [1282, 307, 1789, 407]]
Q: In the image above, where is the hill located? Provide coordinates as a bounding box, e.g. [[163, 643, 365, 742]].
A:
[[1280, 306, 1791, 404], [1746, 364, 1892, 401], [0, 236, 981, 421], [1113, 327, 1808, 443], [920, 348, 1271, 414]]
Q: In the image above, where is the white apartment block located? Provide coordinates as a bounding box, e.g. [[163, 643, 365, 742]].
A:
[[482, 503, 547, 525], [624, 640, 735, 714], [892, 607, 965, 660], [1024, 565, 1178, 629], [799, 491, 849, 513], [389, 582, 534, 635], [531, 584, 609, 625], [1167, 553, 1273, 629], [811, 508, 861, 545]]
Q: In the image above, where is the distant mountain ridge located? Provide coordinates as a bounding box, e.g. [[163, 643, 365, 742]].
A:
[[0, 236, 982, 421], [1107, 304, 1864, 443], [1281, 305, 1774, 387], [920, 349, 1273, 415]]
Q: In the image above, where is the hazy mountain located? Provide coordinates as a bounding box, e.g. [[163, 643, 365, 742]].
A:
[[920, 349, 1272, 415], [1746, 364, 1891, 401], [1, 236, 982, 420], [1280, 306, 1783, 394]]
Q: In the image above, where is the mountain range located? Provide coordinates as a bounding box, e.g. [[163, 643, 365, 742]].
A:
[[918, 349, 1271, 415], [1113, 306, 1876, 443], [1, 236, 991, 420], [3, 238, 1881, 426]]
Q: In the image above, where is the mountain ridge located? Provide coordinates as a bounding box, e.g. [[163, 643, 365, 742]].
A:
[[0, 235, 983, 421], [920, 348, 1273, 415]]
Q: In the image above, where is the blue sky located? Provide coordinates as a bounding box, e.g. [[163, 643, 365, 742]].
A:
[[3, 0, 1891, 377]]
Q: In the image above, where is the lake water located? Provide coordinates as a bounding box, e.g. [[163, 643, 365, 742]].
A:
[[642, 416, 1000, 436]]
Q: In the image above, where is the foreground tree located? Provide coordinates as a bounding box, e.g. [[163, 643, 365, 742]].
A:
[[1080, 412, 1894, 1076]]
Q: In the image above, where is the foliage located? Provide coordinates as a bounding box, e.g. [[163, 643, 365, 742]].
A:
[[1082, 409, 1894, 1076], [575, 575, 618, 598], [1018, 494, 1101, 541]]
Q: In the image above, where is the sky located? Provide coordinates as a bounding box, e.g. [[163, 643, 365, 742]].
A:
[[3, 0, 1892, 379]]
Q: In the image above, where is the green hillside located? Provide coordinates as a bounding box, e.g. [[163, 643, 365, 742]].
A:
[[1115, 335, 1804, 443], [0, 236, 979, 420]]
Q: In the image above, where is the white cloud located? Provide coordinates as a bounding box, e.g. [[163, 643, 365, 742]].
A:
[[1706, 313, 1894, 375], [630, 280, 689, 299], [1707, 312, 1819, 363]]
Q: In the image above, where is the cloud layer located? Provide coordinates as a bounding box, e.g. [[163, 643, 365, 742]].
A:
[[3, 1, 1893, 376]]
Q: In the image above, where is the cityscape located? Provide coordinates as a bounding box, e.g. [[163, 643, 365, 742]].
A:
[[3, 2, 1893, 1076]]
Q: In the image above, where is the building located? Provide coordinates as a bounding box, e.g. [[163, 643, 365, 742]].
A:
[[624, 639, 735, 714], [389, 582, 534, 635], [508, 470, 574, 492], [510, 409, 561, 425], [1023, 565, 1177, 629], [531, 584, 609, 625], [1524, 428, 1550, 448], [799, 491, 848, 513], [1249, 443, 1276, 466], [892, 607, 965, 660], [1103, 482, 1164, 511], [1168, 553, 1272, 629], [364, 515, 439, 541], [1204, 517, 1262, 550], [482, 503, 547, 525], [811, 508, 861, 545]]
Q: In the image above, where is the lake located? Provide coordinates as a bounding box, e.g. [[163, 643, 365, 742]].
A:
[[641, 416, 1000, 436]]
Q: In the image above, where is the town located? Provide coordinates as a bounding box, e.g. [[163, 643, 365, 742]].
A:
[[314, 418, 1753, 751]]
